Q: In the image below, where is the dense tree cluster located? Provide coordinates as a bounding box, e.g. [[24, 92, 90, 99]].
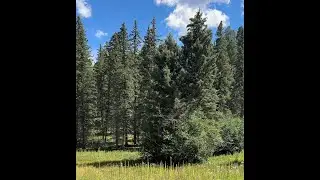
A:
[[76, 10, 244, 163]]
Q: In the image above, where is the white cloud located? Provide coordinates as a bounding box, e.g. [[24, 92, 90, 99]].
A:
[[76, 0, 92, 18], [156, 0, 230, 7], [155, 0, 178, 6], [179, 0, 230, 6], [205, 9, 229, 27], [95, 30, 108, 38], [160, 0, 229, 36]]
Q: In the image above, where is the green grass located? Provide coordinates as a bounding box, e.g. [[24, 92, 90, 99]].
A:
[[76, 150, 244, 180]]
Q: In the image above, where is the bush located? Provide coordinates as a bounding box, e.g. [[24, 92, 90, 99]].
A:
[[142, 110, 223, 164], [215, 116, 244, 155]]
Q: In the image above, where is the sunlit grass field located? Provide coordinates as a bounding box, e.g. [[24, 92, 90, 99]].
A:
[[76, 150, 243, 180]]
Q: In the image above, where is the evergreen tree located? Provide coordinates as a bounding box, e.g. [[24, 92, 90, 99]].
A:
[[142, 34, 180, 162], [215, 21, 234, 113], [179, 10, 218, 118], [129, 20, 142, 145], [76, 16, 96, 148], [231, 26, 244, 117], [224, 27, 238, 111], [93, 44, 108, 142], [138, 18, 158, 145], [103, 40, 114, 142], [119, 23, 135, 146], [107, 32, 123, 148], [225, 27, 237, 66]]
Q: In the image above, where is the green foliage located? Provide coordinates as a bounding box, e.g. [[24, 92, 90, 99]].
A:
[[216, 116, 244, 155], [141, 10, 222, 163], [215, 21, 234, 112], [179, 10, 219, 119], [230, 26, 244, 117], [138, 18, 159, 151], [174, 110, 223, 163], [141, 34, 181, 163], [76, 16, 97, 148], [129, 20, 143, 145]]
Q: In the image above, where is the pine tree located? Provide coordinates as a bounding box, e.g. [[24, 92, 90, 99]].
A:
[[179, 10, 218, 118], [119, 23, 135, 146], [215, 21, 234, 113], [142, 34, 181, 162], [224, 26, 238, 112], [107, 32, 123, 148], [76, 16, 96, 148], [129, 20, 142, 145], [130, 20, 142, 55], [93, 44, 108, 142], [231, 26, 244, 117], [225, 27, 237, 66], [138, 18, 158, 144], [102, 42, 112, 143]]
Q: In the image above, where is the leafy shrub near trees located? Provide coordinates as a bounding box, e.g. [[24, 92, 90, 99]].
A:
[[215, 116, 244, 155], [176, 111, 223, 163], [142, 110, 223, 164], [141, 109, 244, 164]]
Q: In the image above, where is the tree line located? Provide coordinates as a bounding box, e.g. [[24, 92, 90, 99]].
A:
[[76, 10, 244, 163]]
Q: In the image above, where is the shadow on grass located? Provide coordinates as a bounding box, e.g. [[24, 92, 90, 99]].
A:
[[78, 158, 144, 168], [77, 158, 195, 168], [77, 157, 243, 168], [219, 159, 244, 166]]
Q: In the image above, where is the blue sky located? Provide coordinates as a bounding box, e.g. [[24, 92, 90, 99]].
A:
[[76, 0, 244, 61]]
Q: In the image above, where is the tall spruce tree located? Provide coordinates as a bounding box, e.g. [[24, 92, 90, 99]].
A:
[[139, 18, 164, 158], [107, 32, 123, 148], [231, 26, 244, 117], [139, 18, 158, 143], [215, 21, 234, 113], [225, 27, 237, 66], [119, 23, 135, 146], [76, 16, 96, 148], [179, 10, 218, 118], [224, 26, 238, 112], [141, 34, 180, 161], [93, 44, 109, 142], [129, 20, 142, 145]]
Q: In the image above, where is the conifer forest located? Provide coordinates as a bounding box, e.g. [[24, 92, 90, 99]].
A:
[[76, 9, 244, 179]]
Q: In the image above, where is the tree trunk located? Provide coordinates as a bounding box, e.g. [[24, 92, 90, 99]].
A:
[[82, 116, 85, 149], [125, 128, 128, 146], [76, 107, 79, 148], [115, 125, 119, 148], [133, 102, 137, 145], [101, 110, 105, 143], [122, 130, 125, 147], [81, 97, 86, 149], [133, 129, 137, 145], [136, 131, 139, 144]]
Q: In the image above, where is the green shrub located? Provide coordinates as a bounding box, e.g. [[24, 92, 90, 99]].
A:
[[142, 110, 223, 164], [216, 116, 244, 155]]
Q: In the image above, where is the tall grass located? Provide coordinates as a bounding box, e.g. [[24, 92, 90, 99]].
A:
[[76, 150, 244, 180]]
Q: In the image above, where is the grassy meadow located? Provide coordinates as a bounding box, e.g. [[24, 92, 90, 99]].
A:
[[76, 150, 244, 180]]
